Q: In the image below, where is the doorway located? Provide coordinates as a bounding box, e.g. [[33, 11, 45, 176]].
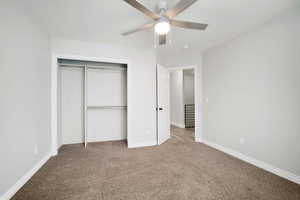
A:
[[169, 66, 197, 142]]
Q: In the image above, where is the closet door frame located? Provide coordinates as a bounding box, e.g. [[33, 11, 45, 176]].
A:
[[84, 65, 88, 147], [51, 54, 130, 156]]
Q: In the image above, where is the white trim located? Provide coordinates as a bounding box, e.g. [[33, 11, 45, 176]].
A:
[[168, 65, 203, 142], [51, 54, 58, 155], [171, 121, 185, 128], [168, 66, 196, 71], [128, 141, 157, 149], [202, 140, 300, 185], [51, 54, 131, 155], [0, 153, 51, 200]]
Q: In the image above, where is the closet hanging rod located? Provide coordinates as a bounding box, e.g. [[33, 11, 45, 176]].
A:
[[87, 105, 127, 109], [87, 66, 127, 71], [59, 63, 127, 71], [59, 63, 85, 68]]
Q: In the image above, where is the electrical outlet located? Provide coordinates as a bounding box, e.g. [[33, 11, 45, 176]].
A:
[[34, 145, 38, 155], [239, 138, 245, 145]]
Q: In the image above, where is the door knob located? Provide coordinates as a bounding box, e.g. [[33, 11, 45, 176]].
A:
[[159, 107, 163, 111]]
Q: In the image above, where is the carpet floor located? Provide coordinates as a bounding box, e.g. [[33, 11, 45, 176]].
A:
[[12, 126, 300, 200]]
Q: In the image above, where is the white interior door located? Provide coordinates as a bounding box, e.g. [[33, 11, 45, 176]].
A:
[[157, 64, 170, 145]]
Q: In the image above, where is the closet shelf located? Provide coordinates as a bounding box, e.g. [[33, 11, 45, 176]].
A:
[[87, 105, 127, 109]]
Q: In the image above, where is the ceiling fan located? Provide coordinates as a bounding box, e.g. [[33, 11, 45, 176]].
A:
[[122, 0, 208, 46]]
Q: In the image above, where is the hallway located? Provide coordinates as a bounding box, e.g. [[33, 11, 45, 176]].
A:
[[170, 126, 194, 142]]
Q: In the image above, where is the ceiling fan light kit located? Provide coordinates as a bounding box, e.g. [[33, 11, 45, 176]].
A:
[[122, 0, 208, 47], [154, 17, 170, 35]]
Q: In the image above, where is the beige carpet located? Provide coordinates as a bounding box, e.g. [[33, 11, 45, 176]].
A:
[[12, 126, 300, 200]]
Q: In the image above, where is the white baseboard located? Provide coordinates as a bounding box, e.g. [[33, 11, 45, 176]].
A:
[[202, 140, 300, 185], [128, 141, 157, 148], [195, 137, 202, 143], [0, 152, 52, 200], [171, 121, 185, 128], [52, 149, 58, 156]]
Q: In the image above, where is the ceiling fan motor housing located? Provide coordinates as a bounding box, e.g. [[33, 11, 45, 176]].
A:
[[157, 1, 168, 15]]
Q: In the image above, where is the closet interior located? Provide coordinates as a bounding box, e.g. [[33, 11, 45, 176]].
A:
[[57, 59, 127, 148]]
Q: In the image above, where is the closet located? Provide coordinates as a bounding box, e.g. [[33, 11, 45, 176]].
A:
[[58, 59, 127, 148]]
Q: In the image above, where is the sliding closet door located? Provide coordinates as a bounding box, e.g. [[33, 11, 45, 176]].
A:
[[59, 67, 84, 145], [87, 68, 127, 142]]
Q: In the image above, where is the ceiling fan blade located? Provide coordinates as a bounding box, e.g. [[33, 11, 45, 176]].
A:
[[165, 0, 198, 18], [159, 34, 167, 45], [122, 23, 154, 36], [171, 20, 208, 30], [123, 0, 160, 20]]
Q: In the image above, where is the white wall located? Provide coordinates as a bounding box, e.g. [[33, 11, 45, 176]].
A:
[[203, 7, 300, 176], [183, 70, 195, 104], [169, 70, 184, 127], [51, 38, 157, 148], [0, 0, 51, 198]]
